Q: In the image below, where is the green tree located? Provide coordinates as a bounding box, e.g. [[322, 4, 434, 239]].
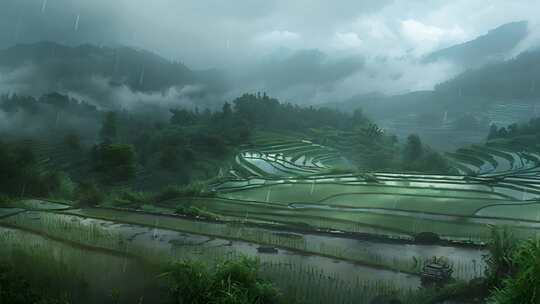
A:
[[100, 111, 118, 143], [92, 144, 136, 182], [403, 134, 423, 162], [75, 181, 104, 206], [487, 124, 499, 140]]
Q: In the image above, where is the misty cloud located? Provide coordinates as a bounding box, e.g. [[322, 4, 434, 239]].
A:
[[1, 0, 540, 106]]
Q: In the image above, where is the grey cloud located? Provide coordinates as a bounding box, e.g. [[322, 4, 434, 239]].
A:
[[1, 0, 540, 106]]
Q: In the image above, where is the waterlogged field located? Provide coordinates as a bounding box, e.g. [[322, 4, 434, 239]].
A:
[[0, 209, 427, 303], [199, 134, 540, 244], [2, 132, 540, 303]]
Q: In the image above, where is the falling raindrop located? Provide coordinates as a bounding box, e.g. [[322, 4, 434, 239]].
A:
[[74, 14, 80, 31], [114, 50, 120, 75], [55, 111, 60, 128], [14, 19, 21, 42], [41, 0, 47, 13], [265, 188, 271, 202], [139, 67, 145, 86], [226, 39, 231, 49]]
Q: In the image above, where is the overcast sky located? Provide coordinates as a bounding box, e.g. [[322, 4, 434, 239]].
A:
[[1, 0, 540, 105], [1, 0, 539, 68]]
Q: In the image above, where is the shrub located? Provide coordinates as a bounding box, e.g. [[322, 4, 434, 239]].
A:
[[153, 183, 208, 203], [75, 182, 104, 207], [43, 171, 76, 200], [488, 239, 540, 303], [63, 134, 81, 150], [484, 227, 517, 288], [0, 262, 43, 304], [119, 190, 151, 206], [92, 143, 136, 182], [414, 232, 441, 244], [175, 204, 219, 220], [0, 194, 10, 206], [161, 258, 279, 304]]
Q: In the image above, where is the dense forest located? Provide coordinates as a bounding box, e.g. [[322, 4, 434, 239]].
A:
[[0, 91, 453, 204]]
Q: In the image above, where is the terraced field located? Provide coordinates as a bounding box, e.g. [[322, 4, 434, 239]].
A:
[[198, 133, 540, 244], [446, 143, 540, 175], [4, 131, 540, 302], [230, 133, 351, 178]]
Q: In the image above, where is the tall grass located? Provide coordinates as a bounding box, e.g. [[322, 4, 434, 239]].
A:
[[488, 239, 540, 303]]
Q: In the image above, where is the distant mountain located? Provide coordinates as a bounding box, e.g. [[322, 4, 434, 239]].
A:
[[0, 42, 234, 110], [423, 21, 528, 69], [240, 48, 364, 92], [434, 48, 540, 101], [0, 41, 201, 92], [329, 47, 540, 120]]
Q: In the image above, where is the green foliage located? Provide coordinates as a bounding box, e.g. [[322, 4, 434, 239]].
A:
[[175, 203, 219, 220], [399, 135, 453, 174], [404, 151, 453, 174], [75, 182, 104, 207], [488, 239, 540, 304], [0, 194, 10, 206], [92, 143, 136, 182], [0, 253, 79, 304], [487, 118, 540, 149], [232, 92, 362, 131], [0, 262, 49, 304], [403, 279, 487, 304], [154, 183, 208, 202], [0, 142, 74, 198], [42, 171, 76, 200], [161, 258, 279, 304], [118, 190, 151, 206], [484, 227, 518, 288], [0, 142, 35, 196], [100, 111, 118, 143], [403, 134, 423, 162], [63, 134, 81, 150]]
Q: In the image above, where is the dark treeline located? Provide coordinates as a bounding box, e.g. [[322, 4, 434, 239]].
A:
[[229, 92, 366, 130], [0, 91, 374, 196], [487, 117, 540, 144], [0, 90, 453, 201], [0, 92, 102, 139]]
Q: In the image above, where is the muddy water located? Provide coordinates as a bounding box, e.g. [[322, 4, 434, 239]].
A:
[[2, 207, 488, 286], [74, 207, 487, 281], [77, 217, 421, 290], [307, 235, 486, 280], [78, 212, 484, 281]]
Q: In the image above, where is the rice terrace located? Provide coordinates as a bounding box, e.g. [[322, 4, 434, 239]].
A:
[[2, 2, 540, 304]]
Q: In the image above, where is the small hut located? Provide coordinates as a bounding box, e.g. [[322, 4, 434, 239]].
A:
[[421, 257, 453, 284]]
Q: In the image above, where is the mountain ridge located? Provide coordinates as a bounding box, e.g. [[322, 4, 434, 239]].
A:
[[423, 20, 528, 68]]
